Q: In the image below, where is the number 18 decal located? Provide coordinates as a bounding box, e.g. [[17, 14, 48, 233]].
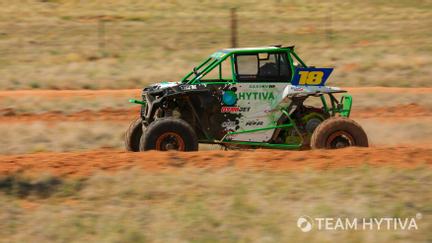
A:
[[291, 68, 333, 86]]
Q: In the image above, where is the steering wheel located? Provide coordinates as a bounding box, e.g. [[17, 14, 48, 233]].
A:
[[259, 63, 278, 76]]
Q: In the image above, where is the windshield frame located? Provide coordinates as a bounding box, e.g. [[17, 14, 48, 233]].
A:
[[181, 52, 232, 84]]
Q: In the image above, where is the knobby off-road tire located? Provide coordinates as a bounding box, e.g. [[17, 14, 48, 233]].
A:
[[311, 117, 368, 149], [124, 116, 144, 152], [140, 118, 198, 152]]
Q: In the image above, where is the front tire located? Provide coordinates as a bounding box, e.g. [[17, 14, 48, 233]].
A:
[[311, 117, 368, 149], [140, 118, 198, 151], [125, 116, 144, 152]]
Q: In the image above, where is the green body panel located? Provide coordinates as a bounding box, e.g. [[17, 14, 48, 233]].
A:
[[226, 123, 293, 136], [340, 94, 353, 117], [129, 99, 146, 105]]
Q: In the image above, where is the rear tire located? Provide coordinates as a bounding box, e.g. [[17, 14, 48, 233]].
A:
[[124, 116, 144, 152], [311, 117, 368, 149], [140, 118, 198, 151]]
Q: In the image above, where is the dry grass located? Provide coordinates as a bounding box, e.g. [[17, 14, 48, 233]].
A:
[[0, 0, 431, 89], [0, 167, 430, 242], [0, 121, 217, 154], [350, 93, 432, 109], [0, 95, 132, 114], [0, 122, 124, 154], [359, 119, 432, 146]]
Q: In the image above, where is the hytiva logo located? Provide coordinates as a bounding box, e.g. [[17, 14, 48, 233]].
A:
[[238, 92, 275, 100], [222, 90, 237, 106]]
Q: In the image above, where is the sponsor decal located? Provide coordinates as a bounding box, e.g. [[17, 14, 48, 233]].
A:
[[221, 107, 239, 113], [249, 84, 276, 89], [291, 86, 304, 91], [222, 120, 237, 128], [238, 107, 251, 112], [245, 120, 264, 126], [291, 67, 333, 86], [238, 92, 275, 100], [222, 90, 237, 106], [221, 106, 251, 113], [263, 108, 278, 113], [180, 85, 197, 90], [221, 120, 238, 131]]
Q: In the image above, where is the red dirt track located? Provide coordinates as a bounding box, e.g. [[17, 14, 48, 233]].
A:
[[0, 87, 431, 177], [0, 147, 430, 177]]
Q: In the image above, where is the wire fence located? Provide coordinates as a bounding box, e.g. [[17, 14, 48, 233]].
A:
[[0, 8, 429, 59]]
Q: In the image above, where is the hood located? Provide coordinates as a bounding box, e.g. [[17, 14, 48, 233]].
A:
[[143, 81, 180, 92]]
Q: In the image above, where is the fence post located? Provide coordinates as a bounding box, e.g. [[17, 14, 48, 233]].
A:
[[230, 8, 237, 48]]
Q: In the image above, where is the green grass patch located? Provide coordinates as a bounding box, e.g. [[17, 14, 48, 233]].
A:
[[0, 174, 82, 198]]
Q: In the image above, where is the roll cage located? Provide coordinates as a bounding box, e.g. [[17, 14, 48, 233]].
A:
[[177, 45, 351, 116], [181, 46, 306, 84]]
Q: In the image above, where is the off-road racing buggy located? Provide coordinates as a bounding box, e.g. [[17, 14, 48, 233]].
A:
[[126, 45, 368, 151]]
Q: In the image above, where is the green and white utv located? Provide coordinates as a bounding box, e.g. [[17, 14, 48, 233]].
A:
[[126, 45, 368, 151]]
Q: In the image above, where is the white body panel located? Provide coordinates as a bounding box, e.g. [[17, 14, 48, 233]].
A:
[[229, 83, 288, 142], [228, 84, 343, 142]]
